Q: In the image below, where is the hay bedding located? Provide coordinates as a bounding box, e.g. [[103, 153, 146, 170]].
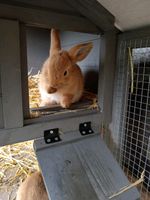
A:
[[28, 72, 41, 109], [0, 141, 38, 200]]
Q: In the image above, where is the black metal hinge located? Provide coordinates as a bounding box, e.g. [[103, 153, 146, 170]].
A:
[[79, 122, 94, 136], [44, 128, 61, 144]]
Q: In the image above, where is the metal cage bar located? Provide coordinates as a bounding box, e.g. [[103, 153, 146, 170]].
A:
[[111, 34, 150, 199]]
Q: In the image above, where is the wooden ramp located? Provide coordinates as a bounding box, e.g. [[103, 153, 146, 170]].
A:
[[34, 132, 140, 200]]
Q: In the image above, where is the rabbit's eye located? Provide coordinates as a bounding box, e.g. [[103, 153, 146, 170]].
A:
[[64, 70, 68, 76]]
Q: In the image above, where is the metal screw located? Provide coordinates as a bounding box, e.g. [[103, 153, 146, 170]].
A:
[[50, 130, 53, 134], [84, 123, 87, 127], [47, 138, 51, 143], [82, 131, 86, 135]]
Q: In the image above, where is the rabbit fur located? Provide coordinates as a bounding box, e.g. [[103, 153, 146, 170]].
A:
[[39, 29, 93, 108], [16, 171, 48, 200]]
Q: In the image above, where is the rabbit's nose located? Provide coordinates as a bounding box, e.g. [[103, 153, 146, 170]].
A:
[[47, 87, 57, 94]]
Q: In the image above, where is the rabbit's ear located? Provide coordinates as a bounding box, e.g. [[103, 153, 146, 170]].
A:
[[50, 29, 61, 56], [68, 42, 93, 63]]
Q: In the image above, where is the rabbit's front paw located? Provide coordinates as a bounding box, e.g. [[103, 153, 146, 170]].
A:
[[60, 94, 73, 108], [61, 101, 70, 108]]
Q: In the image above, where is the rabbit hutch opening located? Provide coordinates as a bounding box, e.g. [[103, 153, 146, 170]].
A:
[[26, 27, 100, 119]]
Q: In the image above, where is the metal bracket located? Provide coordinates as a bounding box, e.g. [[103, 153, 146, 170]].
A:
[[79, 122, 94, 136], [44, 128, 61, 144]]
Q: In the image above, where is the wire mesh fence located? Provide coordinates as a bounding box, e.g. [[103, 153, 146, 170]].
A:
[[110, 36, 150, 199]]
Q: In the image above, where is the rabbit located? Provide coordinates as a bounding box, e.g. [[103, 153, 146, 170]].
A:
[[16, 171, 49, 200], [39, 29, 93, 108]]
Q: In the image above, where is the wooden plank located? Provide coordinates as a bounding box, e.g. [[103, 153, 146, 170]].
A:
[[39, 144, 104, 200], [118, 26, 150, 40], [0, 112, 101, 146], [31, 98, 95, 113], [0, 92, 4, 129], [0, 3, 99, 33], [27, 108, 99, 125], [65, 0, 115, 32], [2, 0, 79, 15], [35, 134, 108, 200], [75, 135, 139, 200], [20, 24, 30, 119], [34, 133, 139, 200], [98, 30, 117, 123], [0, 19, 23, 129], [0, 66, 4, 128]]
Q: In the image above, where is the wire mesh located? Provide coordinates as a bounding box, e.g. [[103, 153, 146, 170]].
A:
[[111, 37, 150, 199]]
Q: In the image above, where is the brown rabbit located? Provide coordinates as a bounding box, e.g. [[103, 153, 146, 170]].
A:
[[39, 29, 93, 108], [16, 171, 49, 200]]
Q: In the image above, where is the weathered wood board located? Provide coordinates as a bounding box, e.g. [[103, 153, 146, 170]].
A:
[[0, 3, 99, 33], [66, 0, 115, 32], [0, 19, 23, 129], [34, 133, 140, 200], [0, 75, 4, 129]]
